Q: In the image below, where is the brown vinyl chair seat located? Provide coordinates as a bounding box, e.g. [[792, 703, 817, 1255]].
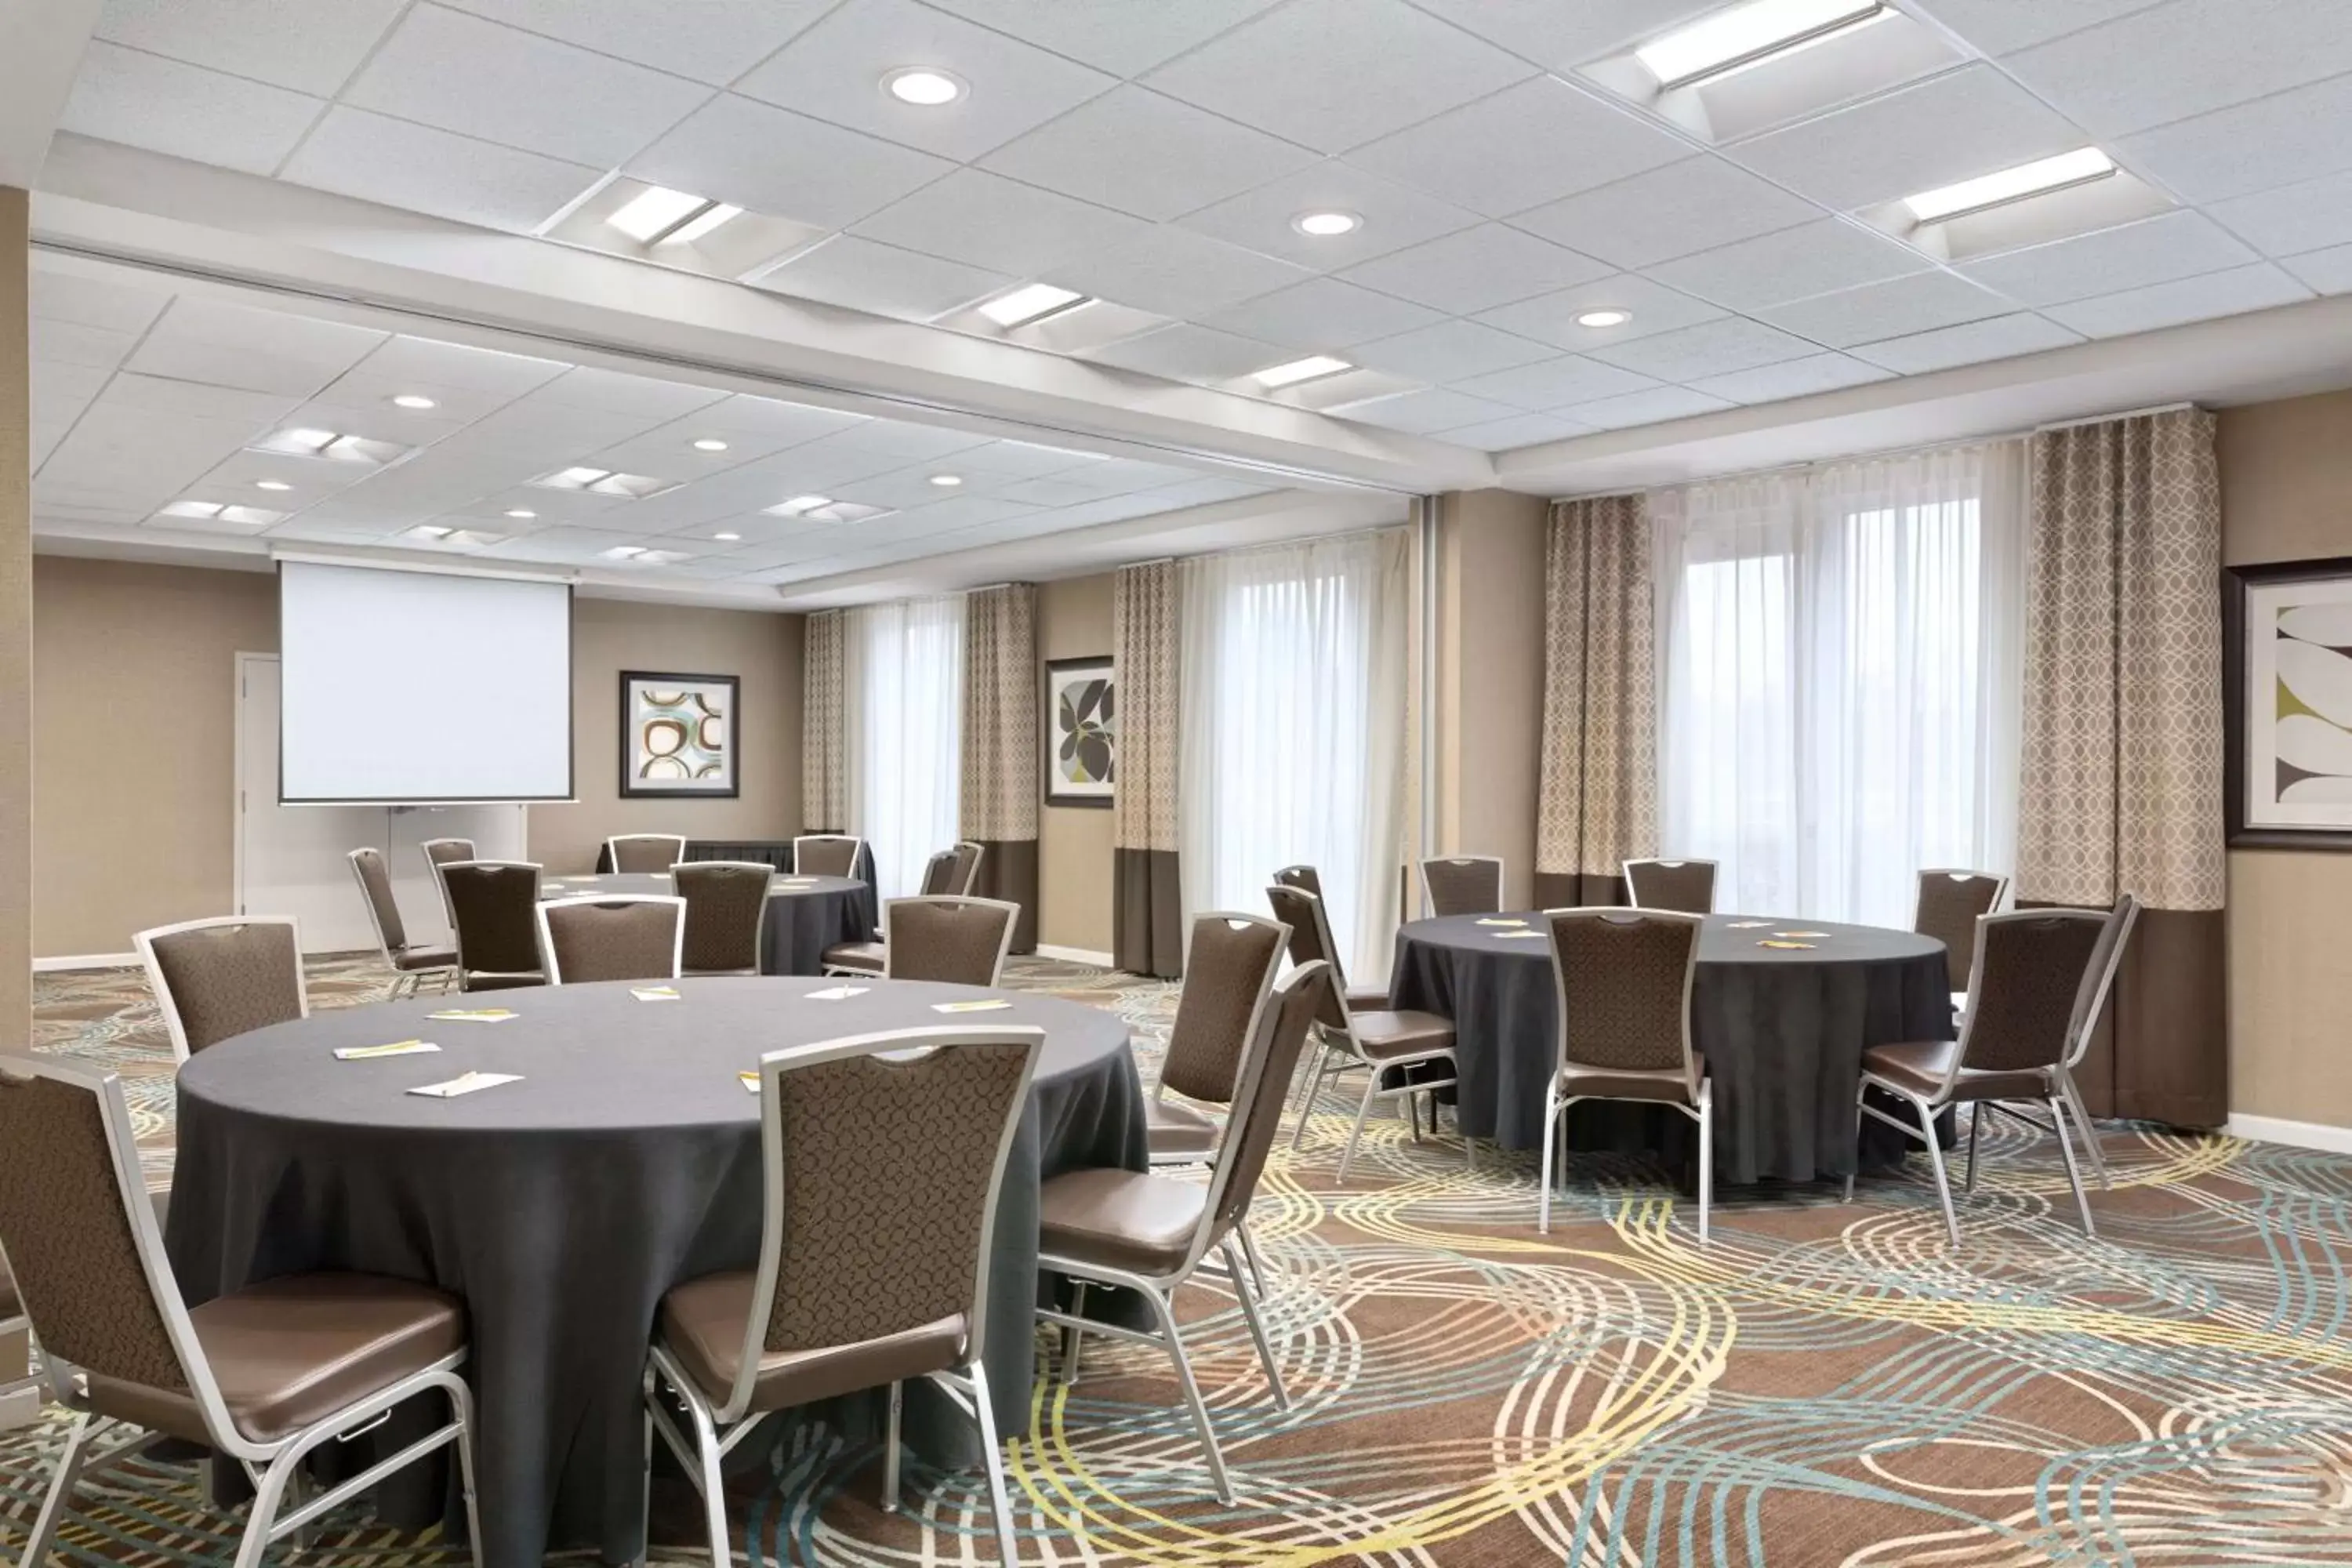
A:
[[1863, 1040, 2056, 1104], [657, 1271, 967, 1412], [392, 946, 457, 972], [1038, 1167, 1209, 1278], [1348, 1009, 1457, 1060], [1559, 1058, 1708, 1105], [85, 1273, 463, 1446], [822, 940, 887, 974], [1145, 1095, 1221, 1161], [1345, 983, 1390, 1010]]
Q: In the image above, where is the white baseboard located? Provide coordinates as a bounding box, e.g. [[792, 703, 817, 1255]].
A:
[[2227, 1112, 2352, 1156], [1033, 944, 1116, 968], [33, 952, 139, 973]]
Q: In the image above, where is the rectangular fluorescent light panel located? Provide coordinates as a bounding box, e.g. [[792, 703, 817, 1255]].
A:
[[531, 467, 675, 499], [1253, 355, 1353, 390], [1904, 148, 2118, 223], [249, 428, 405, 466], [608, 187, 706, 241], [662, 203, 742, 246], [157, 500, 284, 526], [1637, 0, 1884, 88], [763, 495, 891, 523], [978, 283, 1091, 328]]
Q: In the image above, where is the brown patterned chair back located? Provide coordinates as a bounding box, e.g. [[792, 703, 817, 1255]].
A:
[[1160, 914, 1287, 1105], [1955, 911, 2108, 1079], [136, 918, 306, 1061], [1264, 883, 1354, 1034], [793, 835, 862, 878], [443, 861, 545, 977], [1915, 869, 2009, 991], [1422, 855, 1504, 917], [539, 897, 684, 985], [1543, 909, 1700, 1083], [348, 848, 410, 956], [883, 898, 1018, 986], [1272, 864, 1323, 898], [2064, 895, 2140, 1069], [917, 850, 960, 897], [609, 835, 687, 874], [1210, 962, 1330, 1236], [950, 841, 985, 895], [422, 838, 475, 872], [1624, 858, 1717, 915], [673, 862, 771, 974], [744, 1029, 1041, 1404]]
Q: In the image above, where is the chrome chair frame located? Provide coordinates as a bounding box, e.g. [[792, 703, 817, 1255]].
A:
[[606, 834, 689, 874], [1621, 857, 1719, 913], [1420, 854, 1506, 917], [952, 840, 988, 896], [347, 848, 456, 1000], [1972, 894, 2140, 1196], [133, 916, 308, 1065], [879, 895, 1022, 987], [534, 895, 688, 985], [669, 861, 775, 977], [441, 859, 546, 991]]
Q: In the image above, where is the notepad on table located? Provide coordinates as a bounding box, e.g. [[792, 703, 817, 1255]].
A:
[[1726, 920, 1771, 929], [1775, 931, 1829, 939], [1492, 930, 1548, 940], [805, 985, 869, 1000], [407, 1071, 521, 1098], [335, 1039, 441, 1062], [427, 1008, 517, 1023], [931, 999, 1014, 1014], [1759, 940, 1816, 950], [739, 1070, 762, 1094], [632, 986, 681, 1002], [778, 879, 818, 888], [1475, 917, 1528, 927]]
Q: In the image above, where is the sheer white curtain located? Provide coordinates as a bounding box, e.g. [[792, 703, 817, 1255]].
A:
[[1178, 529, 1410, 982], [1654, 441, 2027, 927], [844, 594, 966, 899]]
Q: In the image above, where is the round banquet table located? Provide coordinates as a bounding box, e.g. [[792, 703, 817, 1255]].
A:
[[536, 870, 874, 977], [1388, 913, 1953, 1185], [165, 977, 1142, 1568]]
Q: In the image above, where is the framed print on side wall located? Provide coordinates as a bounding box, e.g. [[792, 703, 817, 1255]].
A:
[[1044, 655, 1114, 808], [620, 671, 739, 799], [2225, 557, 2352, 848]]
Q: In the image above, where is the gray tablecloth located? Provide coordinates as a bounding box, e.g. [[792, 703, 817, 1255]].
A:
[[538, 872, 874, 977], [166, 978, 1142, 1568], [1389, 913, 1953, 1183]]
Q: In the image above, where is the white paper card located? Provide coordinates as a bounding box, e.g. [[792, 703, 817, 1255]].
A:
[[427, 1009, 517, 1023], [632, 986, 681, 1002], [805, 985, 870, 1000], [931, 999, 1014, 1013], [407, 1072, 522, 1098], [336, 1040, 441, 1062]]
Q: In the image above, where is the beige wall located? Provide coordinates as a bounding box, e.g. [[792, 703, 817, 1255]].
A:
[[1037, 572, 1115, 953], [1433, 489, 1548, 909], [2, 188, 28, 1045], [2219, 390, 2352, 1131]]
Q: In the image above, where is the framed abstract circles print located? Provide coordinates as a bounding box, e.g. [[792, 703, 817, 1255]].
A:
[[620, 671, 739, 799], [2226, 557, 2352, 848]]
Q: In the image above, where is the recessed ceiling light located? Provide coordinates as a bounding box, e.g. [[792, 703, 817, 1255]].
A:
[[691, 437, 731, 452], [1637, 0, 1886, 89], [505, 509, 537, 520], [884, 67, 965, 106], [1577, 309, 1633, 328], [410, 524, 455, 539], [662, 203, 742, 247], [1292, 210, 1361, 238], [254, 479, 293, 492], [603, 545, 647, 560], [770, 495, 834, 517], [713, 531, 742, 542], [608, 186, 708, 242], [1252, 354, 1354, 390], [928, 474, 964, 488], [390, 394, 437, 410], [976, 282, 1091, 328], [162, 500, 225, 520], [1904, 147, 2119, 223], [279, 428, 338, 454]]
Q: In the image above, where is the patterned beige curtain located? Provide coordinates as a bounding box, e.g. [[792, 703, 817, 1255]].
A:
[[1534, 495, 1658, 908], [1112, 561, 1183, 977], [801, 610, 848, 832], [960, 585, 1039, 952], [2016, 408, 2227, 1127]]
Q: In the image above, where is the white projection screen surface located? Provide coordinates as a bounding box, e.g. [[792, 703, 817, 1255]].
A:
[[279, 561, 575, 803]]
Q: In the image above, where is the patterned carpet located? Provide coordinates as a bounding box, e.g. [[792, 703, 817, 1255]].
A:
[[8, 956, 2352, 1566]]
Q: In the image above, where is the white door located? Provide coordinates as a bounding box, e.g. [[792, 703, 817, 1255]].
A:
[[235, 655, 385, 953]]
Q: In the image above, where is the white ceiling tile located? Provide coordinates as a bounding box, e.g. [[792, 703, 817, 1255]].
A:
[[754, 236, 1014, 321], [31, 363, 110, 428], [1472, 274, 1727, 349], [532, 368, 731, 419], [2002, 0, 2352, 137], [1556, 385, 1735, 430], [1145, 0, 1533, 155], [61, 42, 325, 176], [948, 441, 1108, 479], [1651, 220, 1933, 311], [2040, 262, 2314, 337], [1350, 77, 1690, 218], [1348, 319, 1555, 381], [2208, 170, 2352, 259], [1587, 317, 1817, 380], [303, 370, 509, 430], [280, 107, 602, 232], [1200, 277, 1445, 350], [1686, 352, 1893, 405], [278, 397, 469, 449], [919, 0, 1287, 75], [94, 372, 298, 430], [1755, 271, 2013, 349], [1730, 66, 2085, 212], [852, 169, 1152, 278], [356, 336, 568, 396], [1849, 312, 2085, 372], [1174, 161, 1483, 269], [1335, 387, 1522, 434], [981, 86, 1319, 223], [815, 420, 1000, 463], [30, 270, 173, 335], [1041, 229, 1312, 319], [629, 94, 953, 232], [437, 0, 835, 85], [127, 301, 385, 396], [96, 0, 409, 95], [1958, 210, 2259, 306], [1450, 354, 1661, 409], [30, 319, 141, 371], [2116, 73, 2352, 202], [994, 476, 1112, 508], [1910, 0, 2168, 55], [1081, 323, 1292, 383], [735, 0, 1116, 162], [344, 5, 713, 167], [1508, 156, 1820, 270], [1436, 411, 1592, 450], [2282, 243, 2352, 294], [1338, 224, 1612, 313], [1400, 0, 1723, 71], [696, 397, 869, 442]]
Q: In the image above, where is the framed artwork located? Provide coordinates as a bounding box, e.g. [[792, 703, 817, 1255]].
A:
[[1044, 655, 1115, 808], [2225, 557, 2352, 848], [619, 671, 739, 799]]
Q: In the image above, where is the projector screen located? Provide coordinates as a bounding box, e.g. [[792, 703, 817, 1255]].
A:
[[279, 561, 574, 804]]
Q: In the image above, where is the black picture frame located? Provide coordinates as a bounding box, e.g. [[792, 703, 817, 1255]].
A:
[[2224, 556, 2352, 849], [1043, 655, 1115, 809], [619, 670, 741, 800]]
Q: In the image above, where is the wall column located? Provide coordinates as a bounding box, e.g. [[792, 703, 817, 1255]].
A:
[[1, 187, 33, 1421], [1431, 489, 1548, 909]]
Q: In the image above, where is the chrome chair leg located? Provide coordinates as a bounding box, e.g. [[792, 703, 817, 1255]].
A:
[[1236, 1218, 1272, 1300], [2058, 1074, 2111, 1191], [1538, 1086, 1561, 1234], [1695, 1091, 1713, 1245], [1912, 1096, 1962, 1247], [962, 1362, 1021, 1568], [23, 1410, 93, 1566], [449, 1378, 485, 1568], [2047, 1094, 2097, 1237], [880, 1381, 903, 1512], [1222, 1236, 1290, 1412], [1842, 1083, 1862, 1203], [1142, 1286, 1233, 1504], [1337, 1068, 1384, 1183], [1061, 1280, 1087, 1385], [1964, 1102, 1984, 1192], [230, 1452, 299, 1568]]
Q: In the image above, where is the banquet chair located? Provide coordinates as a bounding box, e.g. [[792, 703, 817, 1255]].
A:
[[1843, 909, 2111, 1245], [792, 833, 864, 879], [1270, 865, 1386, 1009], [0, 1056, 481, 1568], [673, 862, 773, 977], [1, 1250, 34, 1409], [348, 848, 456, 999], [1624, 858, 1718, 914], [134, 916, 307, 1064], [420, 837, 475, 927], [1422, 855, 1505, 917], [441, 861, 546, 991], [881, 897, 1020, 987], [1038, 960, 1327, 1503], [949, 840, 987, 895], [1915, 868, 2011, 1010], [607, 833, 688, 874], [1975, 894, 2140, 1195], [643, 1025, 1043, 1568], [1148, 913, 1289, 1167], [536, 895, 686, 985], [1536, 909, 1710, 1239], [821, 849, 958, 977], [1269, 883, 1465, 1182]]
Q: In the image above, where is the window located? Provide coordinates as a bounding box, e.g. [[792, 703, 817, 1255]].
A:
[[846, 595, 965, 898]]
